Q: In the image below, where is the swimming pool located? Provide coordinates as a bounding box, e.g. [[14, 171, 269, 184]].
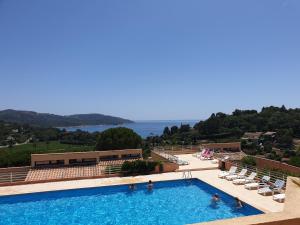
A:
[[0, 179, 262, 225]]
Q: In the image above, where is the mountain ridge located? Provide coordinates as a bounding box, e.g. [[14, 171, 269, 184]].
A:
[[0, 109, 133, 127]]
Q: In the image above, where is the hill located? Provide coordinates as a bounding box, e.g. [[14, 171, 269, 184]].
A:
[[0, 109, 133, 127], [156, 106, 300, 167]]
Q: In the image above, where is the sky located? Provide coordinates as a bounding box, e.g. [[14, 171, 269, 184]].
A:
[[0, 0, 299, 120]]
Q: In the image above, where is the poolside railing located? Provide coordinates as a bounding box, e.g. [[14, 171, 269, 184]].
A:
[[152, 149, 189, 165], [0, 170, 29, 183], [231, 162, 288, 186], [103, 164, 122, 175], [154, 145, 199, 153]]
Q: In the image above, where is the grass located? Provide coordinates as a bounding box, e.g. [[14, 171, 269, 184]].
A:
[[0, 141, 95, 168]]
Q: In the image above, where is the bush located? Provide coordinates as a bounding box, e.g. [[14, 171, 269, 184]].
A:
[[241, 156, 257, 166], [121, 160, 159, 175], [288, 156, 300, 167]]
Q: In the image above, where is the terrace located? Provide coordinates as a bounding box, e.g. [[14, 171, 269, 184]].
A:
[[25, 159, 139, 182], [1, 169, 298, 225], [0, 146, 299, 225]]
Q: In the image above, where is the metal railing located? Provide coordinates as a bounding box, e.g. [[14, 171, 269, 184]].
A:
[[232, 162, 288, 186], [0, 170, 29, 183], [103, 164, 122, 175], [152, 149, 189, 165], [154, 145, 199, 152]]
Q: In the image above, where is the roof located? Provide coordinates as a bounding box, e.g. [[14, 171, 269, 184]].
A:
[[243, 132, 263, 139], [263, 131, 277, 136]]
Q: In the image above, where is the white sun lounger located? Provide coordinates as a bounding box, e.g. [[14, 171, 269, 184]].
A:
[[244, 176, 270, 190], [211, 159, 218, 164], [193, 149, 207, 158], [258, 179, 285, 196], [226, 169, 247, 181], [192, 152, 201, 158], [218, 166, 237, 178], [177, 159, 189, 165], [273, 193, 285, 203], [233, 172, 257, 185]]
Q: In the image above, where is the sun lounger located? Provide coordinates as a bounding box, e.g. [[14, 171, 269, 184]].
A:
[[211, 159, 218, 164], [226, 168, 247, 181], [222, 156, 230, 161], [176, 159, 189, 165], [193, 149, 206, 158], [273, 193, 285, 203], [233, 172, 257, 185], [244, 176, 270, 190], [258, 179, 285, 196], [200, 150, 214, 160], [218, 166, 237, 178]]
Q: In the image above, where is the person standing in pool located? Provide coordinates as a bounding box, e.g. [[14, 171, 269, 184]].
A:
[[147, 180, 153, 190]]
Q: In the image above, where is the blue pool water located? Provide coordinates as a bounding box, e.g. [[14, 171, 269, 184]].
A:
[[0, 179, 262, 225]]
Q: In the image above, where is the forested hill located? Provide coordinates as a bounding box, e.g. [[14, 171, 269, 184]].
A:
[[193, 106, 300, 139], [161, 106, 300, 148], [0, 109, 133, 127]]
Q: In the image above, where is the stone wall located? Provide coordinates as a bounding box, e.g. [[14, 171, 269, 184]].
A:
[[161, 162, 179, 172], [254, 157, 300, 176], [151, 151, 169, 162], [222, 157, 300, 176]]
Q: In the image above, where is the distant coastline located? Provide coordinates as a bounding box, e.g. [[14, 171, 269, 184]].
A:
[[59, 120, 198, 138], [0, 109, 133, 127]]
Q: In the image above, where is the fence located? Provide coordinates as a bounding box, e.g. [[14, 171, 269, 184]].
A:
[[103, 164, 122, 175], [230, 161, 288, 186], [153, 146, 199, 155], [151, 149, 189, 165], [0, 169, 29, 183]]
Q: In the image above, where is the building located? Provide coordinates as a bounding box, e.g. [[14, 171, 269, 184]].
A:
[[31, 149, 143, 167], [242, 132, 263, 140]]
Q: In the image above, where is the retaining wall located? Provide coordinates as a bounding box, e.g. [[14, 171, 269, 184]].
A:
[[254, 157, 300, 175]]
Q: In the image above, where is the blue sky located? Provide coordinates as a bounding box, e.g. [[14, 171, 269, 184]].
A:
[[0, 0, 299, 120]]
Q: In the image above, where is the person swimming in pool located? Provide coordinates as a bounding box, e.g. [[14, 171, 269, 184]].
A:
[[129, 183, 136, 190], [147, 180, 153, 190], [211, 193, 220, 202], [235, 197, 243, 208]]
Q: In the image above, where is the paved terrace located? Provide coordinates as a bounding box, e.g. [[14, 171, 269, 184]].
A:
[[0, 169, 284, 214], [175, 154, 218, 171], [25, 159, 134, 182]]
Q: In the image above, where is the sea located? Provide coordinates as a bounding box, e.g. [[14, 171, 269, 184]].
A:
[[60, 120, 198, 138]]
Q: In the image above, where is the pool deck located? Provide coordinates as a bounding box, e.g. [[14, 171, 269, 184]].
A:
[[0, 169, 284, 214], [175, 154, 218, 171]]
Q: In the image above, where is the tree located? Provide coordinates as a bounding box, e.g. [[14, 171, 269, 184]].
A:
[[241, 156, 256, 166], [277, 129, 293, 148], [179, 124, 190, 133], [170, 126, 178, 135], [163, 127, 171, 136], [96, 127, 142, 150], [288, 156, 300, 167]]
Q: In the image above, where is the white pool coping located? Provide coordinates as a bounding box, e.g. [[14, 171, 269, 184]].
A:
[[0, 169, 284, 214]]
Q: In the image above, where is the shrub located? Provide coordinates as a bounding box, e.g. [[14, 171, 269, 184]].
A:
[[121, 160, 159, 175], [241, 156, 257, 166], [288, 156, 300, 168]]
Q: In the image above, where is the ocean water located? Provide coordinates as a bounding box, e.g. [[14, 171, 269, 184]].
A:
[[60, 120, 198, 138], [0, 179, 262, 225]]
